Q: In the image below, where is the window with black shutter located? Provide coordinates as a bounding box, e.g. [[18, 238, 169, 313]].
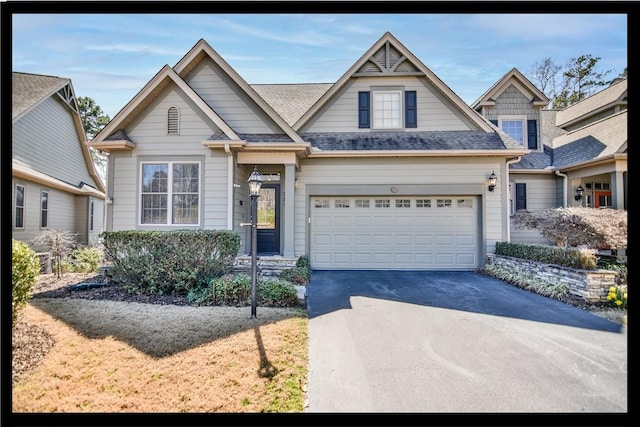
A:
[[358, 92, 370, 128], [527, 120, 537, 149], [515, 183, 527, 210]]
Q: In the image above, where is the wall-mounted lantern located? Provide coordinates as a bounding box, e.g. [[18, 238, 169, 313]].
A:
[[488, 171, 497, 192], [575, 185, 584, 201]]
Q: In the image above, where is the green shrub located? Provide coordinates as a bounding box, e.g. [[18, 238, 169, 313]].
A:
[[279, 266, 310, 285], [12, 239, 40, 326], [480, 263, 570, 300], [66, 246, 103, 273], [495, 242, 597, 269], [258, 277, 299, 307], [101, 230, 241, 295], [296, 255, 311, 270]]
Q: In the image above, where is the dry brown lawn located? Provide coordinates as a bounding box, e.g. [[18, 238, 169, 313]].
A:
[[12, 274, 309, 413]]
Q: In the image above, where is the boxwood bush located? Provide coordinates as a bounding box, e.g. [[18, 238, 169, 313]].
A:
[[101, 229, 241, 295], [495, 242, 597, 270]]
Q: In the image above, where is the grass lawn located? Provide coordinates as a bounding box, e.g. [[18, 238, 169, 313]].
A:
[[12, 284, 308, 413]]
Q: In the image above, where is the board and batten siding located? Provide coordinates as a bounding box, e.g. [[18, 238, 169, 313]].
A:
[[294, 157, 505, 259], [300, 76, 474, 133], [184, 58, 283, 135], [510, 174, 557, 245], [13, 96, 96, 187]]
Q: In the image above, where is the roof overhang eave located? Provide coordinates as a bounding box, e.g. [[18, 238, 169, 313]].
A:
[[308, 149, 530, 158], [88, 140, 136, 151], [13, 161, 106, 199]]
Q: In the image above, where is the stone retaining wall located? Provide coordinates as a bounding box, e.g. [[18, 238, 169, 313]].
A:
[[233, 256, 298, 277], [485, 254, 618, 303]]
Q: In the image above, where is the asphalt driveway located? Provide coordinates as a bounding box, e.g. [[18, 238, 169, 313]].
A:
[[304, 270, 627, 413]]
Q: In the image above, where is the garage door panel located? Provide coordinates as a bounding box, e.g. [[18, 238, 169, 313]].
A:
[[311, 196, 478, 269]]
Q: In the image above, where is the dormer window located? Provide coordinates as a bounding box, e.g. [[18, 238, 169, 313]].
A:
[[167, 106, 180, 134], [498, 115, 527, 146]]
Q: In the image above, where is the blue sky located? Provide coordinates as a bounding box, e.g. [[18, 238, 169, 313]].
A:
[[11, 12, 628, 119]]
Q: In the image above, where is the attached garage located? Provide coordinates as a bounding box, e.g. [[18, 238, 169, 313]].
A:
[[310, 196, 479, 270]]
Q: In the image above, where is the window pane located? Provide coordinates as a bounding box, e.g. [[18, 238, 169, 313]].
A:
[[173, 164, 199, 192], [15, 186, 24, 228], [142, 164, 168, 192], [41, 191, 49, 228], [501, 120, 524, 144], [141, 194, 167, 224], [373, 91, 401, 129], [172, 194, 198, 224]]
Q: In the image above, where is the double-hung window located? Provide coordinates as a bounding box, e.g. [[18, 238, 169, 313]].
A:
[[498, 115, 527, 146], [15, 184, 25, 228], [359, 89, 417, 129], [41, 190, 49, 228], [140, 161, 200, 225]]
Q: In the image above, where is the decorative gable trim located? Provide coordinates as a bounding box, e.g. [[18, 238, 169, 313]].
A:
[[471, 68, 549, 110], [92, 65, 241, 144], [294, 32, 494, 132], [173, 39, 305, 144]]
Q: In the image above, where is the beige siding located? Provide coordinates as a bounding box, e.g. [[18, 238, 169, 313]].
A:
[[300, 76, 473, 133], [109, 155, 138, 230], [125, 86, 221, 151], [486, 85, 540, 121], [184, 58, 282, 134], [510, 174, 557, 245], [12, 179, 82, 249], [13, 96, 96, 187], [202, 153, 229, 230], [87, 197, 105, 245], [294, 157, 505, 259]]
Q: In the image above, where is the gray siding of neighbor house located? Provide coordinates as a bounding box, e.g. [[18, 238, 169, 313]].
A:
[[12, 179, 79, 249], [13, 96, 96, 187], [184, 57, 283, 135], [300, 76, 475, 133], [107, 85, 229, 231], [510, 173, 557, 245], [294, 157, 506, 258]]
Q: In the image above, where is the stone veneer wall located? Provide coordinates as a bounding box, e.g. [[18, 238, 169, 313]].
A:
[[233, 256, 298, 277], [485, 254, 618, 303]]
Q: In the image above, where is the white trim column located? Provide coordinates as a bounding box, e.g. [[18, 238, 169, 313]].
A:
[[612, 171, 625, 210], [283, 163, 295, 257]]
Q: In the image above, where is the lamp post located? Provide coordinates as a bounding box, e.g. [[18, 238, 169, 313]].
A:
[[248, 166, 263, 318]]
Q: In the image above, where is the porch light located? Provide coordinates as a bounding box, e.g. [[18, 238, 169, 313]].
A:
[[248, 166, 262, 318], [248, 166, 263, 197], [575, 185, 584, 201], [488, 171, 497, 192]]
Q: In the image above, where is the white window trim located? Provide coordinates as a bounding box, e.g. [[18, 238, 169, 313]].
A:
[[372, 90, 403, 130], [15, 184, 25, 229], [41, 190, 49, 228], [89, 200, 95, 231], [498, 115, 527, 147], [139, 161, 201, 226]]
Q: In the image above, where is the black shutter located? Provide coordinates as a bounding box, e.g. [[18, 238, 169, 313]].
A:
[[405, 91, 417, 128], [358, 91, 370, 128], [515, 183, 527, 210], [527, 120, 537, 149]]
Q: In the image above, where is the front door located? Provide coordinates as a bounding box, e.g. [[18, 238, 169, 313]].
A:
[[257, 184, 280, 254], [595, 191, 612, 208]]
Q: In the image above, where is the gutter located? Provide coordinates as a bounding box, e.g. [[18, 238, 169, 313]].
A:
[[225, 144, 234, 230], [555, 170, 569, 207], [505, 156, 522, 242]]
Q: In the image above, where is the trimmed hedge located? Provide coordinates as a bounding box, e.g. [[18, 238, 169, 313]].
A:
[[495, 242, 597, 270], [101, 230, 241, 295]]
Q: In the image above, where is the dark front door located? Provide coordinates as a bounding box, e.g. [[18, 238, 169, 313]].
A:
[[257, 184, 280, 254]]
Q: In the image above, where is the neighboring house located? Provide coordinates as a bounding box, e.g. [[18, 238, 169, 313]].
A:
[[472, 71, 627, 246], [12, 72, 106, 250], [90, 32, 619, 271]]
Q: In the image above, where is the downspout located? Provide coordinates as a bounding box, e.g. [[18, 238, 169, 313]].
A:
[[225, 144, 234, 230], [505, 156, 522, 242], [555, 170, 569, 208]]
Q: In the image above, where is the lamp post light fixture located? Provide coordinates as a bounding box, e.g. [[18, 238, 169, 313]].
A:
[[575, 185, 584, 201], [487, 171, 497, 192], [248, 166, 263, 318]]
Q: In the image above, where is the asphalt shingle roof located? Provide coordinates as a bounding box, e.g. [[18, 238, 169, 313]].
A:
[[510, 145, 553, 169], [250, 83, 333, 126], [552, 136, 607, 168], [300, 131, 506, 151], [12, 72, 68, 120]]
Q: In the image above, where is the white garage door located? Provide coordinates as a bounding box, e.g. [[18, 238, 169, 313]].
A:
[[310, 196, 478, 270]]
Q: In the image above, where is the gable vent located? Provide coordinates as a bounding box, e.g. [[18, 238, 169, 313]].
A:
[[167, 106, 180, 134]]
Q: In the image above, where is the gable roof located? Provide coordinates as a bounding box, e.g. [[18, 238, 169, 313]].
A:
[[91, 64, 241, 145], [294, 32, 495, 132], [554, 78, 627, 128], [13, 72, 70, 122], [12, 72, 106, 194], [471, 68, 549, 110], [173, 39, 305, 144]]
